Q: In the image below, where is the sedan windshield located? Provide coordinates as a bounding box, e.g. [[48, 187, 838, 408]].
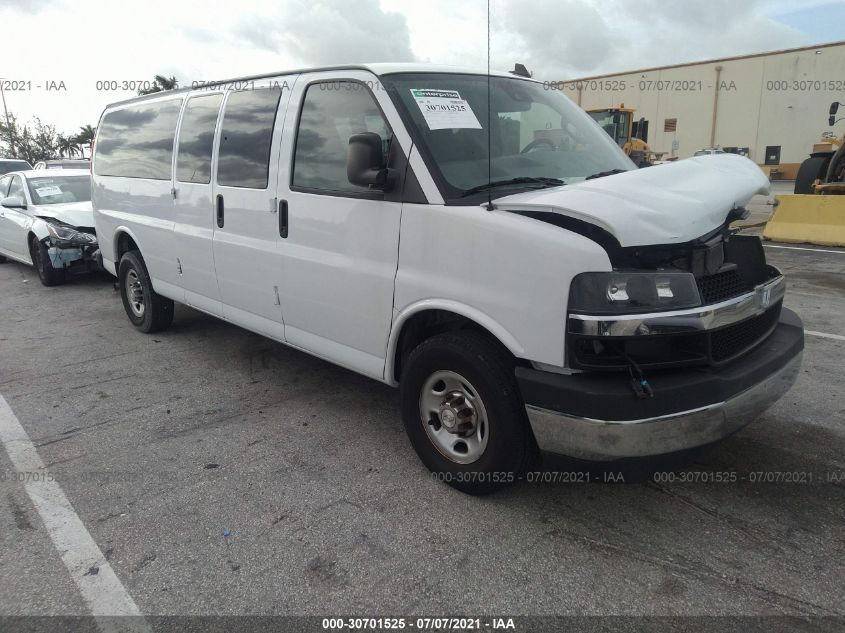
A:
[[26, 175, 92, 205], [383, 73, 634, 202]]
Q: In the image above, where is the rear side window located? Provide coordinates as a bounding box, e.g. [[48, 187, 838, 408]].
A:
[[292, 82, 392, 193], [95, 99, 182, 180], [217, 87, 282, 189]]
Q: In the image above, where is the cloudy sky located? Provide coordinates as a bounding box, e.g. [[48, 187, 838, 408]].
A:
[[2, 0, 843, 136]]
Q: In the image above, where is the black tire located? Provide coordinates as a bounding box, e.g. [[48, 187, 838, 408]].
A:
[[794, 156, 830, 194], [400, 331, 537, 495], [118, 249, 174, 333], [28, 236, 66, 286]]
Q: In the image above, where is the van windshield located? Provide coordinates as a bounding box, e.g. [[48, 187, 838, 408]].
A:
[[383, 73, 634, 202]]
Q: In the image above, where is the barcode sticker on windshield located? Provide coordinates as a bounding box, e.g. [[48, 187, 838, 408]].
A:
[[35, 186, 63, 197], [410, 89, 482, 130]]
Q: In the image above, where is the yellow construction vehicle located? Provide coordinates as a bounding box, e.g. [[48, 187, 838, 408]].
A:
[[586, 105, 666, 167], [793, 102, 845, 195], [764, 101, 845, 246]]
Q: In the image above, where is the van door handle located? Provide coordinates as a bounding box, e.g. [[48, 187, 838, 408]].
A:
[[279, 199, 288, 238], [216, 194, 224, 228]]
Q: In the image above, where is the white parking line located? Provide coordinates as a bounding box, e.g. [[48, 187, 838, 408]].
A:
[[0, 395, 150, 633], [764, 244, 845, 255], [806, 330, 845, 342]]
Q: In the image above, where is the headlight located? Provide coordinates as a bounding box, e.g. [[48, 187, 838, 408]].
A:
[[45, 223, 97, 245], [569, 271, 701, 314]]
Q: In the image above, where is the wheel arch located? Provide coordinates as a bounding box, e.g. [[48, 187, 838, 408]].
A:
[[113, 227, 142, 264], [385, 300, 525, 386]]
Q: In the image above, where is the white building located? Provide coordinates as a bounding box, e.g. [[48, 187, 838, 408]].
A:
[[555, 41, 845, 179]]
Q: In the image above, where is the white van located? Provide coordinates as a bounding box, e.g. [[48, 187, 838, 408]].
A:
[[93, 64, 803, 493]]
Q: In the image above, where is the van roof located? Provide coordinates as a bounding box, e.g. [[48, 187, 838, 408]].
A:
[[102, 63, 529, 110]]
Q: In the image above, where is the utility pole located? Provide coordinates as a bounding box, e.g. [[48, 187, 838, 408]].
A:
[[0, 78, 15, 156]]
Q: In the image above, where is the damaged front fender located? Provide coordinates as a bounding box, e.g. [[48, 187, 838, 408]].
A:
[[32, 217, 101, 273]]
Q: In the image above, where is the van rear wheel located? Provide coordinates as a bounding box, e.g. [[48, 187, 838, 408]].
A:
[[118, 250, 174, 333], [400, 331, 537, 495]]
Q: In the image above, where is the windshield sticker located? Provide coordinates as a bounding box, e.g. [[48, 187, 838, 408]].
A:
[[410, 89, 482, 130], [34, 185, 63, 197]]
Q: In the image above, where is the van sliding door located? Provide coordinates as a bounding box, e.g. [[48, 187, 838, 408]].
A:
[[172, 92, 225, 314], [211, 82, 292, 341]]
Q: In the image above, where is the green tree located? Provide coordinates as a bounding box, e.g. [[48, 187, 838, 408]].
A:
[[138, 74, 179, 95], [74, 124, 96, 156], [57, 134, 81, 158], [75, 124, 96, 145], [0, 113, 62, 164]]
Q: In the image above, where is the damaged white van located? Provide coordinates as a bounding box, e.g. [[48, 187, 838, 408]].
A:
[[93, 65, 803, 493]]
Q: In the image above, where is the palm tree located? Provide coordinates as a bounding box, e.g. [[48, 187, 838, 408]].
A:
[[76, 124, 96, 145], [138, 75, 179, 95], [74, 124, 96, 158], [56, 134, 82, 158]]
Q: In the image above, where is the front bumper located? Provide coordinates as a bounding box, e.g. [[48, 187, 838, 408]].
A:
[[518, 308, 804, 461]]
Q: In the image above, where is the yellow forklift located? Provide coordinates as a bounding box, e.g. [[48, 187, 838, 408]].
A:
[[764, 101, 845, 246], [586, 105, 666, 167]]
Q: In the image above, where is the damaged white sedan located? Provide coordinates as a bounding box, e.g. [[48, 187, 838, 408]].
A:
[[0, 169, 101, 286]]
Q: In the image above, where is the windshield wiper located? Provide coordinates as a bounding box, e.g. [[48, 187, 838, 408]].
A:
[[585, 169, 629, 180], [461, 176, 565, 197]]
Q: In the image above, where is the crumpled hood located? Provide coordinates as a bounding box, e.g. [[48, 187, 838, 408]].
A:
[[32, 201, 94, 228], [495, 154, 770, 247]]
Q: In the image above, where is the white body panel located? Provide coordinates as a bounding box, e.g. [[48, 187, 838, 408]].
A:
[[92, 65, 770, 387], [94, 93, 185, 293]]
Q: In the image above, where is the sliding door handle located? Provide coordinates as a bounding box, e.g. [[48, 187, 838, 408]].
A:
[[279, 199, 288, 238], [216, 194, 224, 228]]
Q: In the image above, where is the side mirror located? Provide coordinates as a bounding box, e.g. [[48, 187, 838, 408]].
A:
[[830, 102, 839, 116], [347, 132, 396, 192], [1, 196, 25, 209]]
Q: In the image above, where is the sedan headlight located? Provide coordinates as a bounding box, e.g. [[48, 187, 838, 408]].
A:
[[45, 222, 97, 245], [569, 271, 701, 314]]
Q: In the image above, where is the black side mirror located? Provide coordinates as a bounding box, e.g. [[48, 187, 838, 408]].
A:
[[347, 132, 396, 192], [830, 102, 839, 126]]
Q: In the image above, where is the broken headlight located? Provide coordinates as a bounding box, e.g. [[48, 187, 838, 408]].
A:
[[569, 271, 701, 314], [45, 222, 97, 246]]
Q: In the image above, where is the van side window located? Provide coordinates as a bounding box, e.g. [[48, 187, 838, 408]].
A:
[[217, 87, 282, 189], [177, 94, 224, 184], [292, 82, 392, 193], [94, 99, 182, 180], [0, 176, 11, 196]]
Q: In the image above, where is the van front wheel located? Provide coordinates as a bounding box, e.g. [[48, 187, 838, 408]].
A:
[[118, 250, 173, 333], [400, 331, 537, 495]]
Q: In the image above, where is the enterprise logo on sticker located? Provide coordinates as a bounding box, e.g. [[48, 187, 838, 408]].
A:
[[410, 88, 482, 131]]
